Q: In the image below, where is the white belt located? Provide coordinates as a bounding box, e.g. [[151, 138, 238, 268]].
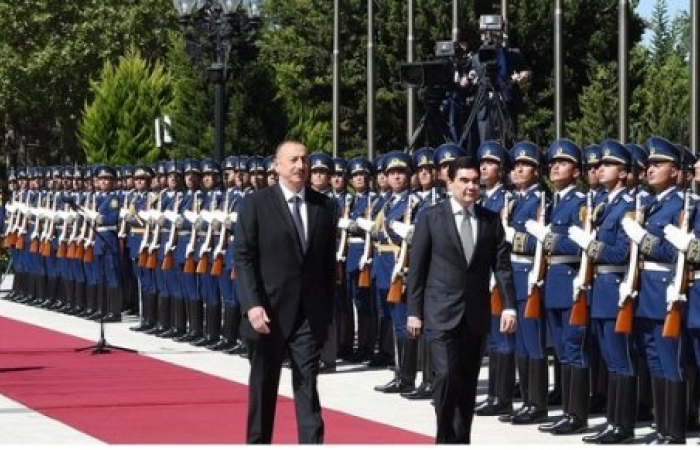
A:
[[97, 226, 117, 232], [348, 237, 364, 244], [642, 261, 673, 272], [595, 265, 627, 274], [549, 255, 580, 265], [510, 254, 534, 264]]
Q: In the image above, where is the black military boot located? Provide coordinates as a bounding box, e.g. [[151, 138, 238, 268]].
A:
[[179, 300, 204, 342], [583, 372, 617, 443], [478, 352, 515, 416], [146, 296, 170, 335], [513, 357, 549, 424], [131, 292, 156, 331], [502, 356, 531, 422], [351, 313, 376, 363], [223, 306, 245, 354], [650, 377, 668, 443], [663, 380, 687, 444], [159, 297, 186, 338], [368, 318, 394, 367], [402, 338, 434, 400], [192, 303, 221, 347], [174, 300, 194, 342], [597, 374, 636, 444], [476, 349, 498, 413], [552, 366, 589, 435], [208, 304, 235, 350], [540, 364, 571, 432], [101, 286, 122, 322]]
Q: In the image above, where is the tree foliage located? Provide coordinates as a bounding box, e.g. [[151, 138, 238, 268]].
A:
[[79, 49, 172, 165]]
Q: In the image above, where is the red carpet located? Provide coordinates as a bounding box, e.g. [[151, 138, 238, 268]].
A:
[[0, 316, 432, 444]]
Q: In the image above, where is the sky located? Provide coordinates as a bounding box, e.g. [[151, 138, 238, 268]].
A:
[[637, 0, 689, 45]]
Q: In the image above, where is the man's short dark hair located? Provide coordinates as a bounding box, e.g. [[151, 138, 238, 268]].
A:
[[448, 156, 479, 181]]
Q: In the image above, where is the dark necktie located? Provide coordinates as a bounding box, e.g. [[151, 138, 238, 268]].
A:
[[460, 208, 474, 263], [290, 195, 307, 251]]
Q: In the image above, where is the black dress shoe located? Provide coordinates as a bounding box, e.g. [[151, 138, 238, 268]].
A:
[[401, 382, 433, 400], [191, 336, 217, 347], [551, 415, 588, 435], [475, 396, 496, 412], [143, 325, 165, 335], [475, 398, 513, 416], [582, 424, 613, 443], [597, 426, 634, 444], [173, 332, 195, 342], [318, 361, 336, 374], [499, 404, 529, 423], [374, 379, 415, 394], [130, 322, 155, 332], [224, 342, 247, 355], [538, 415, 570, 432], [512, 406, 548, 424], [101, 313, 121, 323], [207, 338, 234, 351]]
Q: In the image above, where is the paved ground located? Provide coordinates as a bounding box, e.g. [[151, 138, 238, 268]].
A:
[[0, 275, 672, 446]]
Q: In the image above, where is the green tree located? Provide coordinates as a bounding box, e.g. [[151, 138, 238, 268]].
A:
[[568, 63, 618, 144], [648, 0, 674, 62], [0, 0, 177, 164], [79, 49, 172, 164]]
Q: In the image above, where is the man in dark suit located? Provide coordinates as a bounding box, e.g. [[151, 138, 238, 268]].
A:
[[407, 155, 517, 444], [233, 141, 337, 444]]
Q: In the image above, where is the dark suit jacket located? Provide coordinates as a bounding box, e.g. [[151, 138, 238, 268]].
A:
[[407, 200, 516, 335], [233, 184, 337, 343]]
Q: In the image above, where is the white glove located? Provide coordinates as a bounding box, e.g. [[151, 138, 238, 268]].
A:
[[568, 225, 595, 251], [665, 283, 686, 309], [390, 221, 414, 240], [621, 217, 646, 245], [358, 255, 372, 270], [618, 281, 632, 308], [356, 217, 376, 233], [338, 217, 355, 230], [511, 72, 521, 83], [663, 224, 693, 253], [504, 226, 515, 244], [524, 220, 550, 243]]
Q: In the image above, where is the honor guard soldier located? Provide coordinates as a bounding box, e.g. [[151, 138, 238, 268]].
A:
[[265, 155, 277, 186], [248, 156, 268, 190], [402, 147, 443, 400], [331, 156, 356, 362], [621, 136, 687, 444], [307, 152, 338, 371], [53, 166, 75, 313], [361, 151, 419, 394], [474, 141, 518, 416], [338, 157, 377, 363], [128, 165, 158, 332], [7, 168, 29, 303], [433, 142, 466, 186], [26, 167, 48, 307], [665, 146, 700, 445], [582, 144, 610, 416], [568, 140, 637, 444], [172, 159, 205, 343], [208, 156, 242, 352], [235, 156, 251, 193], [193, 159, 224, 347], [89, 164, 123, 322], [525, 139, 590, 435], [65, 166, 88, 316], [500, 141, 549, 425]]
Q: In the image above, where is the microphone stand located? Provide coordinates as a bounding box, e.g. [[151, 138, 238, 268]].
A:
[[65, 197, 137, 355]]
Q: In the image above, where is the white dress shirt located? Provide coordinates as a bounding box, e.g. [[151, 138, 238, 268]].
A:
[[278, 182, 308, 241]]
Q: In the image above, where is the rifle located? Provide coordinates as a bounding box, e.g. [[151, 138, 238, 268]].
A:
[[14, 193, 30, 251], [662, 190, 691, 339], [3, 192, 19, 248], [73, 194, 91, 260], [118, 189, 135, 254], [357, 197, 374, 288], [524, 192, 547, 319], [387, 195, 412, 304], [40, 192, 58, 257], [570, 191, 594, 326], [56, 204, 72, 258], [137, 191, 158, 267], [210, 190, 231, 277], [82, 194, 97, 264], [183, 192, 200, 274], [491, 191, 513, 315], [29, 192, 45, 254], [196, 193, 218, 274], [615, 192, 642, 334], [146, 191, 166, 269], [335, 199, 350, 285], [161, 193, 183, 271]]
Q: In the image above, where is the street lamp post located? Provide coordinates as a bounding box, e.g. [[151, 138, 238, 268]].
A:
[[173, 0, 261, 162]]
